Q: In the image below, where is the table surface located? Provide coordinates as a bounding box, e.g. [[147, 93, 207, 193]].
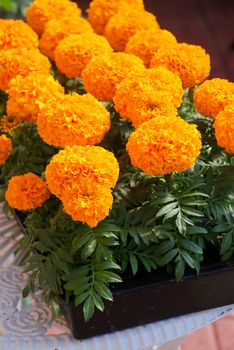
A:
[[0, 203, 233, 350]]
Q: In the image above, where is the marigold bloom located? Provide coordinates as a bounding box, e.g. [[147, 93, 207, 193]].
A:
[[5, 173, 50, 210], [0, 115, 21, 133], [82, 52, 145, 101], [0, 19, 38, 51], [37, 93, 110, 147], [54, 32, 112, 78], [126, 116, 202, 175], [150, 43, 210, 88], [45, 145, 119, 199], [7, 73, 64, 123], [214, 107, 234, 153], [62, 184, 113, 227], [104, 7, 160, 51], [26, 0, 81, 36], [193, 78, 234, 118], [125, 29, 177, 67], [0, 48, 51, 91], [114, 82, 177, 127], [39, 17, 92, 60], [87, 0, 144, 35], [0, 134, 12, 165], [7, 72, 64, 123]]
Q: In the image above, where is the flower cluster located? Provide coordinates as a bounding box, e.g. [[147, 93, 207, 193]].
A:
[[125, 29, 177, 67], [26, 0, 81, 35], [7, 73, 64, 123], [193, 78, 234, 118], [126, 116, 202, 175], [54, 32, 112, 78], [82, 52, 145, 101], [0, 135, 12, 165], [37, 93, 110, 147], [0, 19, 38, 50], [5, 173, 50, 210], [39, 16, 92, 60], [87, 0, 144, 35], [0, 48, 51, 91], [45, 146, 119, 226], [150, 43, 211, 88]]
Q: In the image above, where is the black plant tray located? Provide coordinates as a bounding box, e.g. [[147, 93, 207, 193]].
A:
[[15, 213, 234, 340], [61, 261, 234, 339]]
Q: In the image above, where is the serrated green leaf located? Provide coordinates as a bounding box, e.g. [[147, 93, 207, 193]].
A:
[[75, 291, 90, 305], [157, 248, 178, 266], [175, 259, 185, 281], [220, 233, 233, 255], [94, 281, 113, 301], [93, 291, 105, 312], [129, 253, 138, 275], [180, 250, 195, 269], [155, 240, 175, 256]]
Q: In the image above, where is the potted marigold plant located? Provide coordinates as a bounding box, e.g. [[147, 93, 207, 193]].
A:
[[0, 0, 234, 340]]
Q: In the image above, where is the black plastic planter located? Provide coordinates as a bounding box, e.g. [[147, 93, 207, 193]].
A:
[[60, 262, 234, 339]]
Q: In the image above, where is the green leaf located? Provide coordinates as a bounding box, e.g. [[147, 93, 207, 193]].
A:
[[175, 259, 185, 281], [22, 286, 30, 298], [180, 250, 195, 269], [83, 296, 95, 322], [155, 240, 175, 256], [93, 291, 105, 312], [75, 291, 90, 305], [180, 239, 203, 255], [94, 281, 113, 301], [156, 202, 178, 218], [157, 248, 178, 266], [129, 253, 138, 275], [220, 233, 233, 255]]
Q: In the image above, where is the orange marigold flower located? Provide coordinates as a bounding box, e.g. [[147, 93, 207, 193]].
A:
[[0, 48, 51, 91], [0, 115, 21, 133], [214, 107, 234, 153], [54, 32, 112, 78], [126, 116, 202, 175], [45, 145, 119, 199], [0, 19, 38, 50], [150, 43, 211, 88], [5, 173, 50, 211], [39, 17, 92, 60], [125, 29, 177, 67], [87, 0, 144, 35], [0, 134, 12, 165], [62, 184, 113, 227], [104, 7, 160, 51], [37, 93, 110, 147], [82, 52, 145, 101], [7, 72, 64, 123], [193, 78, 234, 118], [26, 0, 81, 36], [114, 82, 177, 127]]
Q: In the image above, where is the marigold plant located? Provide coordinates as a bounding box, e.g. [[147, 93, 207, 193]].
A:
[[125, 29, 177, 67], [193, 78, 234, 118], [114, 82, 177, 127], [45, 145, 119, 200], [0, 19, 38, 50], [82, 52, 145, 101], [54, 32, 112, 78], [214, 107, 234, 153], [150, 43, 211, 88], [87, 0, 144, 35], [37, 93, 110, 147], [39, 17, 92, 60], [62, 184, 114, 227], [126, 116, 202, 175], [26, 0, 81, 36], [0, 48, 51, 91], [5, 173, 50, 210], [7, 73, 64, 123], [0, 134, 12, 165], [104, 6, 160, 51]]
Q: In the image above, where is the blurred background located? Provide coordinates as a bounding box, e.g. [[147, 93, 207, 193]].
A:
[[0, 0, 233, 81]]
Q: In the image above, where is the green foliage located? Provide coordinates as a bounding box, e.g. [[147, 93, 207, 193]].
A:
[[0, 0, 31, 17]]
